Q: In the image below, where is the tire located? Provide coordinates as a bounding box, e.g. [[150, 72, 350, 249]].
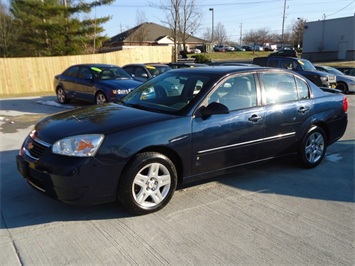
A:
[[95, 92, 107, 104], [299, 126, 327, 168], [56, 87, 68, 104], [336, 82, 348, 94], [118, 152, 177, 215]]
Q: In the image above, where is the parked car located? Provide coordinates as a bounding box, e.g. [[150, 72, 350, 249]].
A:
[[315, 65, 355, 93], [333, 66, 355, 77], [190, 48, 201, 54], [241, 45, 253, 51], [213, 45, 225, 52], [269, 47, 297, 57], [122, 63, 172, 82], [234, 46, 246, 51], [252, 56, 337, 88], [54, 64, 142, 105], [17, 67, 348, 215], [224, 46, 235, 52]]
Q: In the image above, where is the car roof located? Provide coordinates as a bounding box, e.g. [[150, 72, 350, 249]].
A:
[[168, 66, 284, 75], [71, 63, 120, 68], [123, 63, 170, 67]]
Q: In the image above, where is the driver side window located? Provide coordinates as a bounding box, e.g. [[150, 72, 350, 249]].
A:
[[209, 74, 257, 111]]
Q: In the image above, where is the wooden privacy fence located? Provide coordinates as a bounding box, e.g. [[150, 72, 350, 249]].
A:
[[0, 46, 173, 97]]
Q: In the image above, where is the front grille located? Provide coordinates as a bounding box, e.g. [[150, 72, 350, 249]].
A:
[[25, 136, 50, 160]]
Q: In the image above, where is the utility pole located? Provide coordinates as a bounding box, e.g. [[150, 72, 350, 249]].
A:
[[281, 0, 286, 48], [239, 23, 243, 46]]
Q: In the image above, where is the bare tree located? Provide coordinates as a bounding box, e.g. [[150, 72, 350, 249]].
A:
[[134, 10, 149, 45], [214, 22, 227, 45], [177, 0, 201, 51], [291, 17, 305, 49], [150, 0, 201, 61]]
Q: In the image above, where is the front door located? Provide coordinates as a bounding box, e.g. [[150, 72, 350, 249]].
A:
[[191, 73, 266, 175]]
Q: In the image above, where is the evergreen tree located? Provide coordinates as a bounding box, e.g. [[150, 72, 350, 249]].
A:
[[9, 0, 113, 57]]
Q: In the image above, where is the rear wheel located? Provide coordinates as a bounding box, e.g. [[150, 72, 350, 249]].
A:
[[299, 126, 326, 168], [56, 87, 68, 104], [95, 92, 107, 104], [118, 152, 177, 215]]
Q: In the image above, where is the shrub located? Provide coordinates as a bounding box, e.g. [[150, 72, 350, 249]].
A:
[[191, 54, 211, 63]]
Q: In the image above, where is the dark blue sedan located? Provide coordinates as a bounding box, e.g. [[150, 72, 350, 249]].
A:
[[54, 64, 142, 104], [17, 67, 348, 215]]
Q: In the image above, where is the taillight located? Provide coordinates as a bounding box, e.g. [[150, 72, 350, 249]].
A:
[[343, 96, 348, 113]]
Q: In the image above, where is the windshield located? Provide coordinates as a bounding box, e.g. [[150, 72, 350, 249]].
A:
[[298, 59, 317, 71], [120, 71, 212, 114], [91, 66, 132, 80]]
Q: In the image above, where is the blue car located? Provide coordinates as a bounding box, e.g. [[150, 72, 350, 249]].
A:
[[18, 67, 348, 215], [54, 64, 142, 104]]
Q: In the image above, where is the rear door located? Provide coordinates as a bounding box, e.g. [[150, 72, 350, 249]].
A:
[[259, 71, 313, 156], [75, 66, 96, 101], [192, 73, 267, 174]]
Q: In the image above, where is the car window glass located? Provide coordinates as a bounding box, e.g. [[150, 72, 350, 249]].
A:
[[64, 66, 79, 77], [123, 66, 134, 75], [78, 67, 92, 79], [123, 73, 211, 113], [209, 74, 257, 111], [261, 72, 298, 104], [269, 59, 278, 67], [296, 76, 310, 100], [281, 59, 294, 70], [134, 67, 148, 78]]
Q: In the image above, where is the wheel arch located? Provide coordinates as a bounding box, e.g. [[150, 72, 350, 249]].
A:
[[309, 122, 329, 145], [336, 81, 348, 92], [121, 145, 184, 185]]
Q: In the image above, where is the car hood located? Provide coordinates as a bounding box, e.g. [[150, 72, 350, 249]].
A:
[[35, 103, 174, 144], [97, 79, 142, 89], [336, 75, 355, 82]]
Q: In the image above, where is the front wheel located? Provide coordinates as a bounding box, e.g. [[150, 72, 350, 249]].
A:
[[118, 152, 177, 215], [299, 126, 327, 168]]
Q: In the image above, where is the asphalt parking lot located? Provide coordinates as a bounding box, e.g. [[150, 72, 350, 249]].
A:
[[1, 94, 354, 265]]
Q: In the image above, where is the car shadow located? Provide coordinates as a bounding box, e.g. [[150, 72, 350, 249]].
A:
[[0, 95, 89, 115], [1, 139, 354, 229]]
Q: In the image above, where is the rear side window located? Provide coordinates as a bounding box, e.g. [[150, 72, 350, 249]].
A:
[[63, 66, 79, 77], [261, 72, 298, 104], [296, 76, 310, 100]]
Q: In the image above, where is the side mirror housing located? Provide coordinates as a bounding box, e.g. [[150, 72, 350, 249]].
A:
[[199, 102, 229, 119]]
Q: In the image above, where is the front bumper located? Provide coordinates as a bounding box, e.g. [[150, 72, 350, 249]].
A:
[[16, 148, 125, 205]]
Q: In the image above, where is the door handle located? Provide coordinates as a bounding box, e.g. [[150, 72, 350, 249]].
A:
[[248, 114, 262, 123], [298, 106, 310, 114]]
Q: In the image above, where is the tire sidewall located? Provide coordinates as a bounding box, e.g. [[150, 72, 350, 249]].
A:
[[56, 87, 66, 104], [299, 126, 327, 168], [95, 92, 107, 104], [118, 152, 177, 215]]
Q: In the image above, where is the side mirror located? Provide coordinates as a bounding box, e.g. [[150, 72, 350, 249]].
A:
[[140, 73, 149, 78], [199, 102, 229, 119]]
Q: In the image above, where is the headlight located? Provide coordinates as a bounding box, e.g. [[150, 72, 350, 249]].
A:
[[52, 134, 104, 157], [320, 76, 328, 81]]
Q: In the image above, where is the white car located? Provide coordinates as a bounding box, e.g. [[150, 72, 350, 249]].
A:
[[315, 65, 355, 93]]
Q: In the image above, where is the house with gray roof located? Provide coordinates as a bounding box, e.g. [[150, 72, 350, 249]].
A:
[[100, 22, 207, 53]]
